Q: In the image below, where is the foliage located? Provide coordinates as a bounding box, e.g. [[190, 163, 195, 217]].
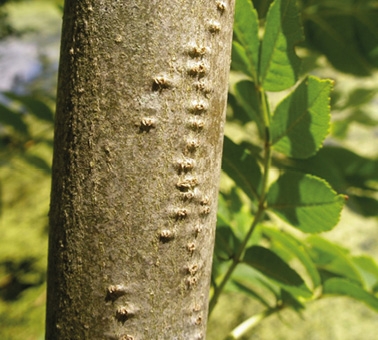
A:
[[0, 0, 63, 39], [0, 2, 58, 338], [300, 0, 378, 76], [0, 90, 53, 339], [0, 0, 378, 339], [210, 0, 378, 338]]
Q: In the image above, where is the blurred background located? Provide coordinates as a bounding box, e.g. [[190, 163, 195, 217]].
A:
[[0, 0, 378, 339], [1, 1, 60, 339]]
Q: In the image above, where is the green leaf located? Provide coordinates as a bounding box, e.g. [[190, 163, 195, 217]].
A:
[[303, 0, 374, 76], [233, 0, 260, 82], [281, 289, 305, 313], [331, 109, 378, 140], [231, 279, 272, 308], [234, 80, 264, 135], [218, 189, 258, 246], [271, 76, 332, 159], [231, 42, 254, 78], [252, 0, 274, 19], [261, 226, 321, 288], [349, 196, 378, 218], [243, 245, 312, 297], [355, 1, 378, 68], [234, 263, 281, 299], [217, 192, 233, 227], [222, 136, 262, 201], [341, 88, 378, 109], [323, 278, 378, 312], [273, 146, 378, 217], [352, 255, 378, 291], [259, 0, 303, 91], [0, 102, 29, 135], [3, 92, 54, 123], [23, 154, 51, 174], [267, 172, 345, 233], [227, 92, 251, 125], [316, 148, 378, 190], [305, 236, 363, 284], [215, 225, 241, 260]]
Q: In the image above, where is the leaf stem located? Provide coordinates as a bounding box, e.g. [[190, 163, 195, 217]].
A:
[[225, 305, 282, 340], [209, 206, 265, 314], [209, 85, 273, 315], [260, 126, 272, 204], [258, 85, 272, 203], [259, 87, 270, 129]]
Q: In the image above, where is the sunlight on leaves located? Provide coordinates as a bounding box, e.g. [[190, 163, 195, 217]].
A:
[[267, 172, 345, 233], [243, 245, 312, 298], [233, 0, 259, 82], [259, 0, 303, 91], [271, 76, 332, 158], [323, 278, 378, 312]]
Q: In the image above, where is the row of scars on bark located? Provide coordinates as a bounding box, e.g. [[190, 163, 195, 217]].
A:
[[106, 1, 227, 339]]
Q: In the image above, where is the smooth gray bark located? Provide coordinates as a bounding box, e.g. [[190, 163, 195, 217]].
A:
[[46, 0, 234, 338]]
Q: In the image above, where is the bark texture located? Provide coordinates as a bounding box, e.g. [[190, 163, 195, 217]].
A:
[[46, 0, 234, 339]]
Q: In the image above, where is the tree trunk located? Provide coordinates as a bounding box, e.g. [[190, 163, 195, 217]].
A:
[[45, 0, 234, 339]]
